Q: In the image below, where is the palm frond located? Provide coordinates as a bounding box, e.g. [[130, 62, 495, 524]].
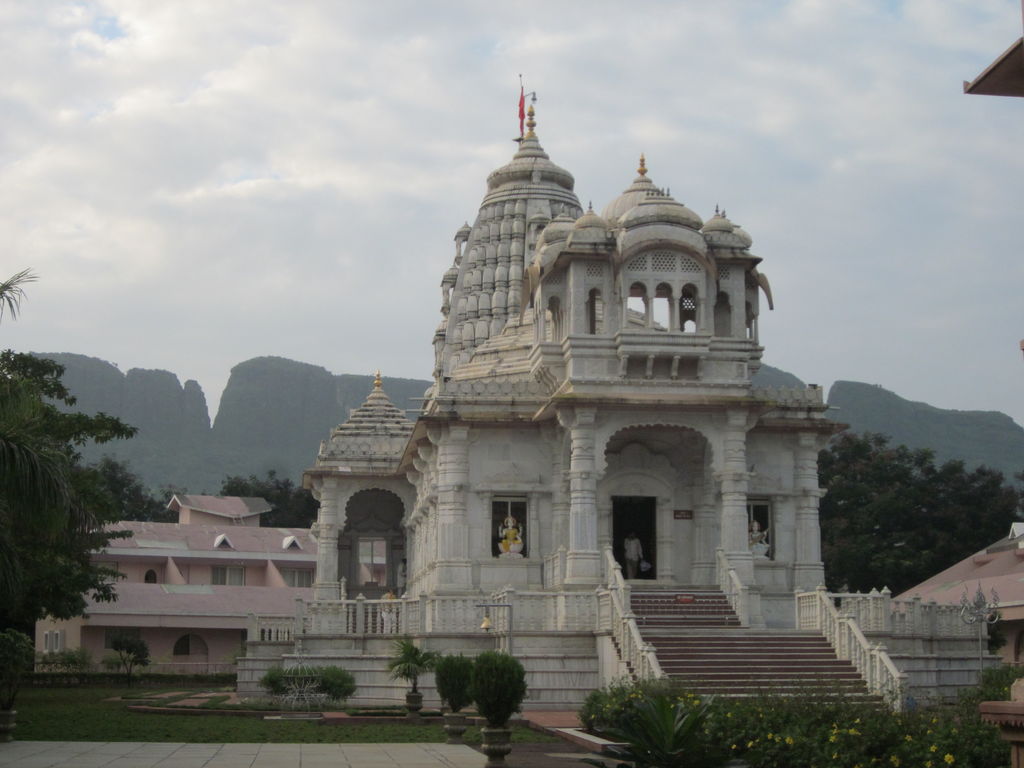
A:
[[0, 269, 37, 322]]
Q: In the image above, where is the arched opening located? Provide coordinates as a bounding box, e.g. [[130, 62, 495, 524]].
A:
[[714, 291, 732, 336], [600, 425, 714, 585], [679, 285, 698, 332], [545, 296, 563, 342], [745, 301, 756, 340], [653, 283, 672, 331], [586, 289, 603, 334], [627, 282, 649, 327], [172, 633, 208, 657], [144, 569, 158, 584], [342, 489, 406, 598]]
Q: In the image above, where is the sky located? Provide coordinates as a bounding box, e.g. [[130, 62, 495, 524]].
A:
[[2, 1, 1022, 427]]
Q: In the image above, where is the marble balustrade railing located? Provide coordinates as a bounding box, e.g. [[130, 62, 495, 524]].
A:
[[597, 546, 663, 680], [797, 586, 909, 710]]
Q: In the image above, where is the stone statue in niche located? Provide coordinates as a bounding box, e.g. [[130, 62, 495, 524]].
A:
[[748, 520, 770, 558], [498, 512, 525, 558]]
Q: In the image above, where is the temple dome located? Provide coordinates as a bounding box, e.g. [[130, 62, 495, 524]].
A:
[[619, 191, 702, 231], [601, 155, 658, 226]]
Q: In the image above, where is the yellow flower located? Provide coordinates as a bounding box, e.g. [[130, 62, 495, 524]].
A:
[[848, 728, 861, 736], [930, 746, 938, 753], [830, 735, 838, 743], [890, 756, 900, 767], [768, 733, 774, 740], [834, 753, 839, 760], [747, 741, 755, 748], [731, 744, 737, 750], [786, 737, 795, 745], [905, 735, 913, 742], [926, 762, 933, 768], [944, 755, 955, 765]]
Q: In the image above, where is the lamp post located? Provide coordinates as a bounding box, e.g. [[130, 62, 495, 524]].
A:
[[477, 602, 513, 657], [960, 583, 999, 680]]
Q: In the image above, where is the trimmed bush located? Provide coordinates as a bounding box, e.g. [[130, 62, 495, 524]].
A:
[[470, 651, 526, 727], [317, 666, 356, 701], [259, 665, 357, 703], [434, 655, 474, 713]]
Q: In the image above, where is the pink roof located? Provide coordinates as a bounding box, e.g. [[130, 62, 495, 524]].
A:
[[104, 521, 317, 556], [898, 535, 1024, 608], [167, 494, 271, 519]]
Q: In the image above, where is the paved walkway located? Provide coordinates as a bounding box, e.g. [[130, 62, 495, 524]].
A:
[[0, 742, 486, 768]]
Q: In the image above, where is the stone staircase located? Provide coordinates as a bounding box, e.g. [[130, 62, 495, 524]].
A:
[[630, 588, 872, 698]]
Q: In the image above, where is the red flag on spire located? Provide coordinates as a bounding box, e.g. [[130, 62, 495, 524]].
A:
[[518, 84, 526, 137]]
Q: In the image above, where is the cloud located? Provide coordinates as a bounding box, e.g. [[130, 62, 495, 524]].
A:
[[1, 0, 1022, 431]]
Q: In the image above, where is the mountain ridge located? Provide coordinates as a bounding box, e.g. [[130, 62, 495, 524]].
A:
[[31, 353, 1024, 491]]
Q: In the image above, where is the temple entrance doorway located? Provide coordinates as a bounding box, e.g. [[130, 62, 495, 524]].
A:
[[612, 496, 656, 580]]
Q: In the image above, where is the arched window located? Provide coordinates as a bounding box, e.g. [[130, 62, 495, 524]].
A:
[[172, 633, 208, 656], [627, 283, 649, 327], [144, 569, 158, 584], [714, 291, 732, 337], [745, 301, 756, 339], [653, 283, 673, 331], [679, 285, 698, 332], [546, 296, 563, 342], [586, 289, 603, 334]]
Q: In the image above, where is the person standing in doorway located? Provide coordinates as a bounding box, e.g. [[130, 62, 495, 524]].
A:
[[624, 531, 643, 580]]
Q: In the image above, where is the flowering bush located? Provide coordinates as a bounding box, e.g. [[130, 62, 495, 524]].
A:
[[581, 672, 1014, 768]]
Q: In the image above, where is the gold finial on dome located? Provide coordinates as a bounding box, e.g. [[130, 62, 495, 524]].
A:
[[374, 370, 383, 389], [638, 154, 647, 177], [525, 104, 537, 139]]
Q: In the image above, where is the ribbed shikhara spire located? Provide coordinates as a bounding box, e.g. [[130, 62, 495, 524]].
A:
[[335, 372, 412, 437], [436, 109, 581, 380]]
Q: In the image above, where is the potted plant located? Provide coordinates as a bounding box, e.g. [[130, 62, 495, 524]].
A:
[[434, 654, 474, 743], [470, 651, 527, 767], [0, 630, 35, 742], [387, 637, 438, 719]]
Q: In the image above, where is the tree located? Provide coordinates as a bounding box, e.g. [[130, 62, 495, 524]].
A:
[[219, 470, 318, 528], [108, 631, 149, 686], [0, 272, 137, 632], [93, 457, 171, 522], [819, 432, 1022, 594]]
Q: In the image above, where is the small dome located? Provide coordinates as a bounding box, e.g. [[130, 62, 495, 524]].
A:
[[536, 211, 576, 249], [620, 190, 703, 231], [602, 155, 658, 226], [702, 209, 749, 249], [574, 206, 608, 231], [732, 223, 753, 248], [702, 209, 734, 233]]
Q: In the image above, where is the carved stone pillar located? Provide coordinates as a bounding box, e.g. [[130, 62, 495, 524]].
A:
[[656, 496, 673, 581], [794, 431, 826, 590], [718, 410, 753, 582], [312, 482, 346, 601], [434, 424, 473, 592], [563, 407, 601, 585]]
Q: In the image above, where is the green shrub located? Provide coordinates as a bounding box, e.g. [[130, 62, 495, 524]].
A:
[[317, 666, 356, 702], [260, 666, 288, 696], [579, 677, 684, 733], [36, 648, 92, 674], [583, 694, 726, 768], [108, 632, 149, 686], [470, 651, 526, 727], [434, 655, 474, 713], [260, 664, 356, 702], [0, 630, 35, 709]]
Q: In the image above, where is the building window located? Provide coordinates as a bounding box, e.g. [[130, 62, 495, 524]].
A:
[[144, 569, 158, 583], [104, 628, 141, 649], [172, 633, 208, 656], [212, 565, 245, 586], [44, 630, 65, 652], [281, 568, 313, 588], [747, 500, 772, 560], [492, 497, 527, 558], [358, 538, 388, 586]]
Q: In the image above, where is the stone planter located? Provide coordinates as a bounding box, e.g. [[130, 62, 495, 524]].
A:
[[480, 726, 512, 767], [0, 709, 15, 743], [404, 691, 423, 719], [443, 712, 468, 744]]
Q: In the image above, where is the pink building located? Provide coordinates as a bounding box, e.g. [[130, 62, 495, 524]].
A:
[[36, 495, 317, 673]]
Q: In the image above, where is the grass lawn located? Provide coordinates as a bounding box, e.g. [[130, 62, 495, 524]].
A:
[[14, 687, 558, 744]]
